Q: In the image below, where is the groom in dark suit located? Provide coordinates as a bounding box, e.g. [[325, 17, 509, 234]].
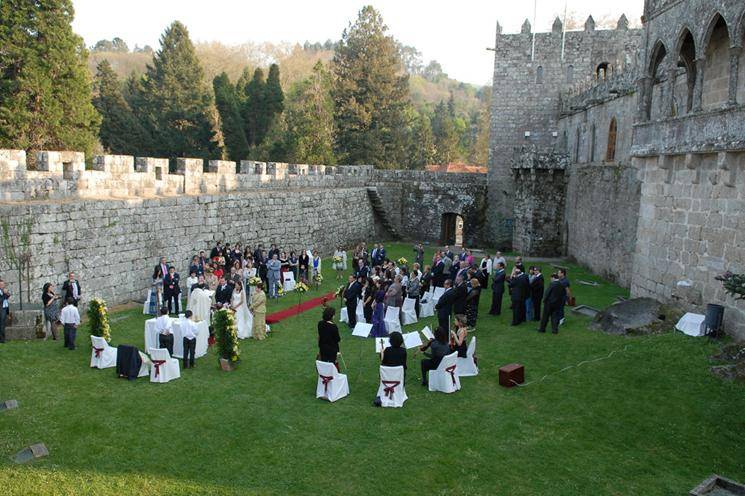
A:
[[343, 275, 362, 328], [163, 266, 181, 315], [215, 277, 233, 309]]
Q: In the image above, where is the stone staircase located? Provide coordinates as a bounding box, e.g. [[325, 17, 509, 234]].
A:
[[366, 187, 400, 240]]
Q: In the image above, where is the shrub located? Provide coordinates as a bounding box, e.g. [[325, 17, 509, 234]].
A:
[[87, 298, 111, 341], [214, 309, 240, 363]]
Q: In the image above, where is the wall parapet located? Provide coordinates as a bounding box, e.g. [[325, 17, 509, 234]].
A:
[[560, 69, 637, 116], [511, 147, 569, 170]]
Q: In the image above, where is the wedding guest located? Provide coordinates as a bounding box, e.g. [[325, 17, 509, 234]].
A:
[[385, 275, 403, 308], [420, 265, 432, 295], [465, 278, 481, 330], [249, 282, 267, 340], [489, 262, 506, 316], [189, 256, 202, 277], [333, 246, 346, 280], [419, 326, 452, 386], [268, 243, 280, 259], [514, 256, 526, 274], [205, 266, 218, 291], [231, 281, 252, 339], [62, 271, 81, 306], [0, 279, 8, 343], [59, 297, 80, 350], [197, 251, 208, 272], [279, 251, 289, 278], [494, 251, 506, 269], [155, 306, 174, 356], [185, 270, 199, 309], [530, 267, 545, 322], [258, 250, 269, 289], [435, 279, 455, 332], [163, 266, 181, 315], [298, 250, 310, 283], [318, 306, 341, 364], [213, 259, 224, 280], [362, 278, 374, 323], [210, 241, 223, 260], [181, 310, 199, 369], [41, 283, 61, 340], [480, 254, 493, 288], [370, 280, 387, 338], [452, 276, 469, 320], [538, 273, 566, 334], [558, 268, 573, 325], [266, 253, 282, 298], [355, 258, 369, 280], [311, 250, 322, 284], [508, 267, 529, 326], [288, 251, 299, 281], [153, 257, 169, 284], [413, 243, 424, 267], [215, 277, 233, 309], [343, 275, 361, 328], [407, 269, 421, 317], [243, 261, 257, 298], [452, 314, 469, 357], [381, 331, 407, 371]]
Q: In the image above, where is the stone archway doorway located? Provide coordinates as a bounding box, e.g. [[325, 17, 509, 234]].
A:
[[441, 213, 464, 246]]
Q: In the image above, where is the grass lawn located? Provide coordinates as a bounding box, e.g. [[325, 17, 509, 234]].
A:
[[1, 243, 743, 495]]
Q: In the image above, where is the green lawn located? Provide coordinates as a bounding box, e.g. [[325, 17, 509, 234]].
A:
[[1, 243, 743, 495]]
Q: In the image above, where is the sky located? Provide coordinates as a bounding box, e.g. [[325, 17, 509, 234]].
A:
[[71, 0, 644, 86]]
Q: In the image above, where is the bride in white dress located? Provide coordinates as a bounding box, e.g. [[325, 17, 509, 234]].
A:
[[231, 281, 253, 339]]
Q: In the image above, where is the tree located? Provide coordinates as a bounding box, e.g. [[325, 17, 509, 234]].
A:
[[0, 0, 101, 158], [239, 68, 265, 147], [262, 64, 285, 144], [111, 37, 129, 53], [137, 21, 221, 160], [331, 6, 411, 168], [398, 44, 423, 75], [409, 112, 435, 169], [431, 100, 459, 165], [213, 72, 250, 161], [422, 60, 447, 83], [93, 60, 152, 155], [1, 216, 34, 309]]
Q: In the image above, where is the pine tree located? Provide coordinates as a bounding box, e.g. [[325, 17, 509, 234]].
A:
[[213, 72, 250, 161], [0, 0, 100, 157], [331, 6, 411, 168], [138, 21, 221, 160], [261, 64, 285, 145], [431, 100, 459, 165], [409, 112, 435, 169], [93, 60, 153, 155], [240, 68, 265, 147]]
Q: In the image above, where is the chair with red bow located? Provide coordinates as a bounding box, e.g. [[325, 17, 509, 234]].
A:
[[456, 336, 479, 377], [428, 352, 461, 393], [90, 335, 117, 369], [315, 360, 349, 402], [376, 365, 407, 408], [148, 347, 181, 383]]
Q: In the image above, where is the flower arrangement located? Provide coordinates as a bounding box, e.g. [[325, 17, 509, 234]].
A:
[[333, 256, 343, 264], [277, 283, 284, 296], [397, 257, 408, 266], [214, 308, 240, 364], [87, 298, 111, 342], [314, 273, 324, 283], [716, 271, 745, 300], [334, 285, 345, 298], [295, 282, 309, 293], [248, 276, 262, 286]]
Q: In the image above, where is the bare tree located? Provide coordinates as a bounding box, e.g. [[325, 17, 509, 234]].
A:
[[1, 216, 34, 310]]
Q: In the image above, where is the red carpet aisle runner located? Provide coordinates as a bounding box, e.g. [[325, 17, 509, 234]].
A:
[[266, 292, 336, 324]]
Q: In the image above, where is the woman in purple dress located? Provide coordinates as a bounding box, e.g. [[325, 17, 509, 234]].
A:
[[370, 280, 388, 337]]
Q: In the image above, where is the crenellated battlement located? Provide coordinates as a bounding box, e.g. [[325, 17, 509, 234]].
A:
[[559, 68, 638, 115]]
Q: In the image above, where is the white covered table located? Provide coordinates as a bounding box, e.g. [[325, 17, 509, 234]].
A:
[[145, 318, 209, 359]]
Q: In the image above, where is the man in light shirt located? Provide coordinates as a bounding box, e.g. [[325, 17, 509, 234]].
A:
[[59, 297, 81, 350], [180, 310, 199, 369], [155, 306, 174, 356]]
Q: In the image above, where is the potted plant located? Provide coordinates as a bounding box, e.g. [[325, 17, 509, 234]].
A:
[[213, 309, 240, 371], [87, 298, 111, 341]]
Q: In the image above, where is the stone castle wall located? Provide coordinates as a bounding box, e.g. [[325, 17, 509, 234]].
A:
[[0, 150, 486, 307]]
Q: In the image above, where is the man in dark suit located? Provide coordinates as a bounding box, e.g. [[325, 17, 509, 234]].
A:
[[451, 276, 468, 318], [529, 267, 545, 322], [153, 257, 169, 282], [434, 279, 455, 332], [163, 266, 181, 315], [215, 277, 233, 309], [508, 268, 529, 326], [61, 272, 82, 307], [489, 262, 506, 315], [343, 275, 361, 328], [444, 246, 454, 262], [538, 273, 566, 334], [210, 241, 223, 260], [378, 244, 387, 265], [432, 258, 445, 288], [0, 279, 9, 343], [253, 244, 264, 264]]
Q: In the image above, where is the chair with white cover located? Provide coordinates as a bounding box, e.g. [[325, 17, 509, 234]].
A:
[[401, 298, 418, 325], [456, 337, 479, 377], [138, 351, 151, 378], [428, 352, 461, 393], [148, 348, 181, 383], [355, 299, 366, 324], [376, 365, 408, 407], [283, 271, 296, 292], [340, 307, 349, 324], [384, 306, 402, 334], [90, 335, 117, 369], [419, 290, 435, 318], [432, 287, 445, 305], [315, 360, 349, 402]]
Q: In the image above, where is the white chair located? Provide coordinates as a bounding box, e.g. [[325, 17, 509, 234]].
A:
[[419, 290, 435, 318], [401, 298, 418, 326], [138, 351, 151, 378], [384, 306, 402, 334], [315, 360, 349, 402], [90, 335, 117, 369], [428, 352, 461, 393], [377, 365, 408, 408], [148, 348, 181, 383], [340, 307, 349, 324], [432, 287, 445, 305], [355, 299, 366, 324], [456, 337, 479, 377], [283, 271, 296, 292]]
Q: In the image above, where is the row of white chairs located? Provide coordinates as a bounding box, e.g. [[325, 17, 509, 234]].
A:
[[340, 297, 421, 333], [316, 340, 478, 407], [90, 335, 180, 383]]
